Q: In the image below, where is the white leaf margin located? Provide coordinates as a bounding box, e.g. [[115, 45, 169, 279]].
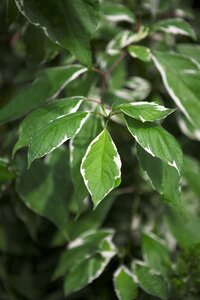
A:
[[80, 129, 122, 206]]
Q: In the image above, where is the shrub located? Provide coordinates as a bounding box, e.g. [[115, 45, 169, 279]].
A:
[[0, 0, 200, 299]]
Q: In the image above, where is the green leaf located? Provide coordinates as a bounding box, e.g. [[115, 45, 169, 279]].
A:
[[128, 46, 151, 62], [137, 145, 182, 206], [126, 117, 183, 174], [107, 55, 127, 90], [133, 262, 168, 299], [64, 252, 114, 296], [23, 24, 46, 65], [0, 65, 87, 123], [152, 51, 200, 130], [23, 23, 61, 65], [177, 43, 200, 64], [50, 194, 115, 247], [101, 2, 135, 24], [108, 77, 151, 105], [67, 192, 116, 240], [13, 96, 84, 157], [99, 234, 116, 254], [28, 112, 89, 167], [165, 206, 200, 248], [14, 200, 40, 240], [142, 232, 171, 275], [16, 148, 72, 238], [118, 101, 174, 122], [183, 155, 200, 198], [0, 220, 36, 255], [15, 0, 99, 67], [178, 114, 200, 141], [81, 129, 121, 208], [53, 229, 115, 279], [70, 114, 102, 213], [107, 27, 149, 56], [151, 18, 196, 40], [114, 266, 138, 300], [0, 158, 15, 181]]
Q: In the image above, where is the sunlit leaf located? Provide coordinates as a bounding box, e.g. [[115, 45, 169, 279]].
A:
[[114, 266, 138, 300], [28, 112, 88, 167], [70, 114, 102, 213], [126, 117, 183, 174], [81, 129, 121, 208], [118, 101, 174, 122], [128, 45, 151, 62], [13, 97, 84, 157]]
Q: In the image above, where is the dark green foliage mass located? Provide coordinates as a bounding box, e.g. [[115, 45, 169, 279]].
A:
[[0, 0, 200, 299]]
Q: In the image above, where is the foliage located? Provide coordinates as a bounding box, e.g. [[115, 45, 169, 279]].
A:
[[0, 0, 200, 299]]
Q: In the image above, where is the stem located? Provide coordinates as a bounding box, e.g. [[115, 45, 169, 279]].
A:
[[92, 67, 107, 103], [85, 98, 110, 116], [85, 97, 101, 105], [87, 111, 106, 118], [117, 186, 136, 195], [92, 67, 105, 78], [92, 51, 127, 103], [107, 51, 127, 74], [110, 111, 123, 117], [105, 117, 110, 129], [100, 74, 107, 102]]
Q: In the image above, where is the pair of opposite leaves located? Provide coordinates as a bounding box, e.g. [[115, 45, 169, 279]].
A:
[[14, 98, 182, 208]]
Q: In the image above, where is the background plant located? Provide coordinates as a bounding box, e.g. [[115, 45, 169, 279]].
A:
[[1, 0, 200, 299]]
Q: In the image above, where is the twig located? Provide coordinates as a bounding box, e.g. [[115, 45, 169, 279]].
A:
[[86, 97, 111, 110], [87, 111, 106, 118], [107, 51, 127, 75], [92, 51, 127, 103], [117, 186, 136, 195], [92, 67, 105, 78], [85, 97, 101, 105]]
